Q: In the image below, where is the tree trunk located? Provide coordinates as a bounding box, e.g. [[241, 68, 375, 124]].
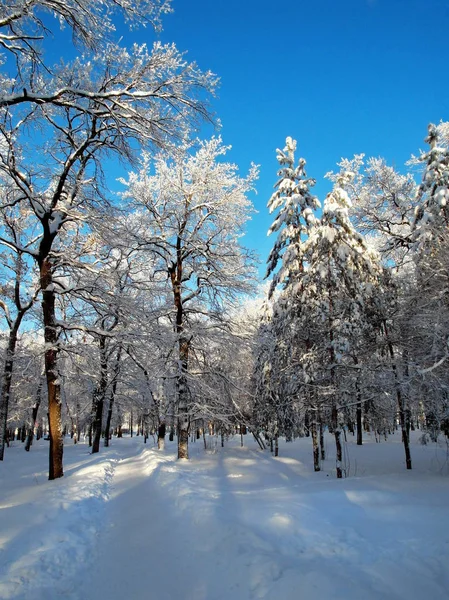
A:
[[104, 345, 122, 448], [158, 422, 166, 450], [91, 391, 104, 454], [356, 402, 363, 446], [92, 336, 107, 454], [25, 377, 44, 452], [0, 320, 22, 461], [332, 406, 343, 478], [353, 357, 363, 446], [178, 427, 189, 459], [304, 410, 310, 437], [253, 431, 266, 450], [311, 413, 320, 471], [177, 336, 190, 460], [73, 402, 80, 444], [319, 418, 325, 460], [170, 234, 192, 460], [41, 257, 64, 480], [0, 254, 35, 461], [384, 323, 412, 470]]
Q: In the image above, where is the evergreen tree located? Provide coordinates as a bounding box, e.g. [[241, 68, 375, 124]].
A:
[[266, 137, 320, 296]]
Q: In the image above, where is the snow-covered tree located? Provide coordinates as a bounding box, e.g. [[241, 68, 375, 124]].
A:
[[0, 205, 40, 461], [266, 137, 320, 295], [408, 122, 449, 438], [120, 137, 258, 459], [327, 154, 416, 268], [295, 171, 383, 475]]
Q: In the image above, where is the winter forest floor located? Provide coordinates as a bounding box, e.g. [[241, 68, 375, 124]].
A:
[[0, 431, 448, 600]]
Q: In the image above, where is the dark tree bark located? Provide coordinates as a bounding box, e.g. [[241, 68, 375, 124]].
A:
[[384, 321, 412, 470], [332, 405, 343, 479], [356, 402, 363, 446], [319, 416, 325, 461], [158, 421, 166, 450], [92, 336, 107, 454], [168, 220, 193, 460], [311, 412, 320, 471]]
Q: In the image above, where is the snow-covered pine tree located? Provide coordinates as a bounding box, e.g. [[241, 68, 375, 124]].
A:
[[413, 123, 449, 239], [261, 138, 321, 458], [410, 122, 449, 439], [266, 137, 320, 296], [296, 170, 383, 477]]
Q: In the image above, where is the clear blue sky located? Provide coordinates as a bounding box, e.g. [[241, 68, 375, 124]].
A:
[[130, 0, 449, 277]]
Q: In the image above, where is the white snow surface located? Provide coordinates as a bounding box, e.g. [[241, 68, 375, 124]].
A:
[[0, 432, 448, 600]]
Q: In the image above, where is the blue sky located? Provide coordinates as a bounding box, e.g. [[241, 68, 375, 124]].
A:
[[124, 1, 448, 277]]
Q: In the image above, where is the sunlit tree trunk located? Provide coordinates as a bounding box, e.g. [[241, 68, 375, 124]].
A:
[[40, 256, 64, 480]]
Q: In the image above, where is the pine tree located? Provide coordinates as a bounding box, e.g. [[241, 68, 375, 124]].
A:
[[266, 137, 320, 296], [294, 171, 383, 476]]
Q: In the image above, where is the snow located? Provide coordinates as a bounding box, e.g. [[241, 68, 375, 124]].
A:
[[0, 432, 448, 600]]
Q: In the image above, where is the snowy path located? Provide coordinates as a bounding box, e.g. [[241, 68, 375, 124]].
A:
[[87, 436, 449, 600], [1, 434, 449, 599]]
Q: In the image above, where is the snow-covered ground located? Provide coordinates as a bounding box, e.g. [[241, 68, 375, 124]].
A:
[[0, 431, 448, 600]]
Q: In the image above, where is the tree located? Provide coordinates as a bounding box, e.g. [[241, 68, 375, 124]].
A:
[[409, 122, 449, 439], [0, 206, 39, 460], [262, 137, 321, 462], [120, 137, 258, 459], [266, 136, 320, 295], [328, 154, 415, 268]]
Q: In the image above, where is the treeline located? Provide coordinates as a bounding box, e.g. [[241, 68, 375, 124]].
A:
[[0, 2, 448, 481], [253, 130, 449, 476]]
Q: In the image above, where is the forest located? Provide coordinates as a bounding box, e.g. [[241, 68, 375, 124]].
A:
[[0, 0, 448, 485]]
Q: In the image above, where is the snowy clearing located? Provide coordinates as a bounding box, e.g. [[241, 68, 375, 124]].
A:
[[0, 431, 448, 600]]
